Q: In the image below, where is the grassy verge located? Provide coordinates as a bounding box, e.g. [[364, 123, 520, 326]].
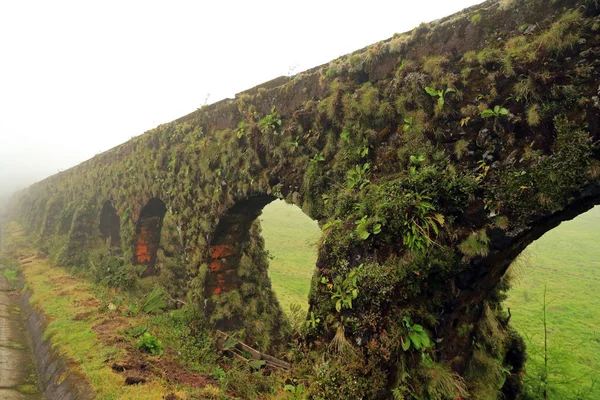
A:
[[1, 222, 289, 400], [0, 239, 20, 290], [4, 222, 184, 399]]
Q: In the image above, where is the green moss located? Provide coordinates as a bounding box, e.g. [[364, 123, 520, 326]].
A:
[[454, 139, 469, 160], [318, 79, 346, 124], [505, 36, 536, 64], [526, 104, 542, 126], [387, 34, 410, 54], [461, 50, 478, 65], [465, 349, 506, 399], [494, 117, 594, 221], [534, 9, 584, 55], [422, 55, 449, 79], [417, 360, 469, 399], [17, 385, 39, 394], [344, 82, 380, 121], [477, 48, 504, 67], [513, 76, 538, 103]]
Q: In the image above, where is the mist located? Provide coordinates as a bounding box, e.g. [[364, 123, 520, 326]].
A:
[[0, 165, 44, 204], [0, 0, 484, 204]]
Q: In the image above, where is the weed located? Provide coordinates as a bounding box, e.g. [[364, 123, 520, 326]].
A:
[[327, 266, 363, 313], [527, 104, 542, 126], [462, 50, 478, 65], [505, 36, 536, 64], [388, 34, 410, 54], [258, 107, 282, 134], [210, 366, 227, 390], [459, 229, 490, 258], [141, 286, 167, 314], [306, 311, 320, 330], [477, 48, 504, 67], [499, 0, 517, 9], [236, 120, 249, 138], [310, 152, 325, 164], [3, 268, 18, 282], [400, 317, 432, 351], [347, 163, 371, 190], [424, 86, 456, 111], [481, 105, 509, 119], [419, 359, 469, 399], [136, 332, 164, 355], [501, 54, 516, 78], [354, 216, 382, 241], [285, 381, 307, 399], [403, 116, 414, 133], [127, 325, 148, 338], [376, 101, 396, 124], [401, 192, 445, 252], [534, 9, 584, 55], [409, 154, 426, 177]]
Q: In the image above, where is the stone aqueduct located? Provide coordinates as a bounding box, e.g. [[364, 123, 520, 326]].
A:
[[9, 0, 600, 397]]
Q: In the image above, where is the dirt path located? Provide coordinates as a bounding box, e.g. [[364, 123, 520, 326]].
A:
[[0, 275, 42, 400]]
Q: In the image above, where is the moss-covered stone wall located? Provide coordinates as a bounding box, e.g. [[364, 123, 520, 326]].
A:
[[11, 0, 600, 397]]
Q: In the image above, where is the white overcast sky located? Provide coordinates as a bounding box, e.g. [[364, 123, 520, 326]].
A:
[[0, 0, 484, 196]]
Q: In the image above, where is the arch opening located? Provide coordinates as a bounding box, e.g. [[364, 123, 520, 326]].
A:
[[205, 195, 320, 353], [134, 198, 167, 277], [99, 200, 121, 248], [499, 204, 600, 398], [260, 199, 320, 316]]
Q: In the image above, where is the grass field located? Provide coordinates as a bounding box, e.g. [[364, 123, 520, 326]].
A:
[[260, 200, 321, 315], [261, 201, 600, 398], [505, 206, 600, 399]]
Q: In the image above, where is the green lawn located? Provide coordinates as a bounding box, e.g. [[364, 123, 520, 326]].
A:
[[261, 200, 600, 398], [505, 206, 600, 399], [260, 200, 321, 315]]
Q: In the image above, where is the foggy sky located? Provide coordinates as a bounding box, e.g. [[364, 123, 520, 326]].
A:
[[0, 0, 484, 201]]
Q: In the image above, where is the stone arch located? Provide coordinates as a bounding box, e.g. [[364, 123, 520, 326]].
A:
[[204, 194, 318, 352], [134, 197, 167, 277], [99, 200, 121, 248], [490, 187, 600, 397], [206, 195, 277, 298], [459, 184, 600, 305], [438, 184, 600, 393]]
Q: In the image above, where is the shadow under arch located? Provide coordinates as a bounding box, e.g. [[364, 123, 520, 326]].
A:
[[204, 194, 317, 353], [134, 197, 167, 277], [99, 200, 121, 248]]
